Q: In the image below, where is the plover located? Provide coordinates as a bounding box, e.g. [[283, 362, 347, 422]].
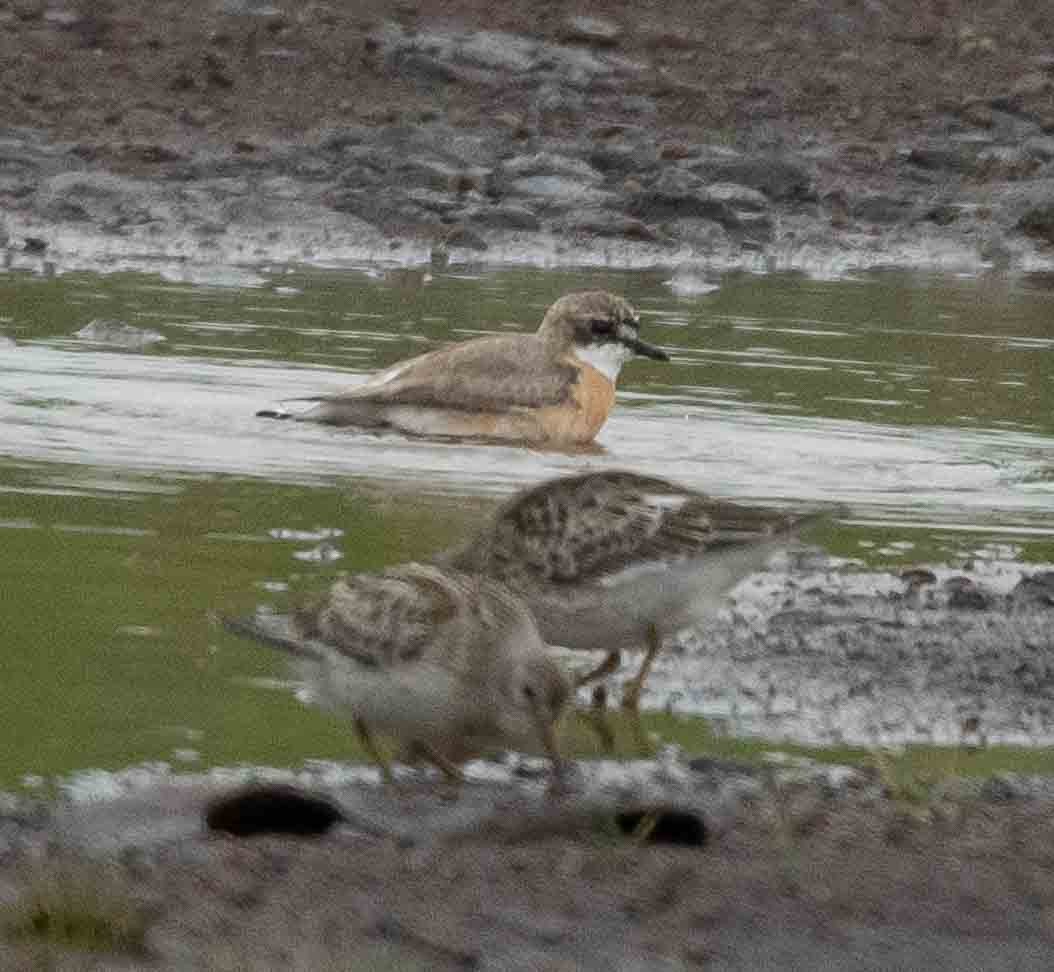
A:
[[441, 470, 821, 745], [223, 563, 570, 783], [259, 291, 669, 445]]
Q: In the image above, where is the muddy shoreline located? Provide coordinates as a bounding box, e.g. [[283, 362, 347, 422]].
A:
[[5, 2, 1054, 966], [4, 559, 1054, 968], [6, 755, 1054, 970], [4, 1, 1054, 274]]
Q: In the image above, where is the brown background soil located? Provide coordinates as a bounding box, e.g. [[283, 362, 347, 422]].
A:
[[5, 779, 1054, 969], [4, 0, 1053, 163]]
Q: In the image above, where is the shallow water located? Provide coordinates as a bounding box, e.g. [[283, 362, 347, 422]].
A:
[[2, 263, 1053, 786]]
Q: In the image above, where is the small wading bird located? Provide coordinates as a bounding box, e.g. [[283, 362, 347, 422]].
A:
[[258, 291, 669, 445], [441, 470, 822, 748], [223, 563, 569, 784]]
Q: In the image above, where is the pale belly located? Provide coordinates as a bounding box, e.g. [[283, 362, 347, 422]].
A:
[[383, 401, 609, 445], [309, 657, 473, 742], [303, 360, 616, 445]]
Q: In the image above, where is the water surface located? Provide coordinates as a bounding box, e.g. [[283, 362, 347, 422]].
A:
[[2, 264, 1053, 785]]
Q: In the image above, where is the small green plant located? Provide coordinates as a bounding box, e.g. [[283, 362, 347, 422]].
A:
[[3, 858, 149, 954], [868, 747, 942, 809]]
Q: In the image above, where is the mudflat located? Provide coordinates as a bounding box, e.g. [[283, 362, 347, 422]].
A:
[[3, 0, 1054, 271]]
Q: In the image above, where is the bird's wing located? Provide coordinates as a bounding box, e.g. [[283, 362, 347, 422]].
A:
[[464, 470, 805, 587], [321, 336, 577, 413], [293, 564, 533, 678], [293, 564, 455, 669]]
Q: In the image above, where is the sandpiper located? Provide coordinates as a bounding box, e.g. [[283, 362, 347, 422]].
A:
[[259, 291, 669, 445], [223, 563, 570, 783], [441, 470, 821, 745]]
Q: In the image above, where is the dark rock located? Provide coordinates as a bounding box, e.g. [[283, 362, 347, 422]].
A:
[[925, 204, 964, 226], [327, 188, 440, 230], [44, 198, 91, 221], [688, 756, 758, 777], [943, 576, 993, 610], [316, 126, 371, 153], [168, 71, 197, 92], [957, 100, 995, 129], [125, 142, 185, 164], [853, 194, 916, 224], [980, 774, 1021, 802], [396, 49, 462, 85], [628, 182, 738, 228], [905, 143, 982, 173], [900, 568, 938, 586], [461, 203, 541, 231], [203, 51, 235, 89], [588, 143, 660, 176], [562, 211, 660, 242], [590, 123, 636, 140], [1018, 203, 1054, 245], [205, 783, 345, 837], [659, 142, 695, 161], [663, 218, 732, 250], [1024, 137, 1054, 162], [615, 807, 708, 846], [443, 224, 488, 250], [1010, 571, 1054, 608], [38, 171, 168, 229], [691, 156, 816, 203]]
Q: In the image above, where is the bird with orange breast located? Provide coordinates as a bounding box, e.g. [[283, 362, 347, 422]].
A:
[[259, 291, 669, 446]]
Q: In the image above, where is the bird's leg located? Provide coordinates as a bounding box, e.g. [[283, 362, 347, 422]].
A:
[[621, 625, 662, 712], [569, 653, 621, 753], [585, 683, 616, 752], [410, 740, 466, 785], [354, 717, 394, 784], [574, 650, 621, 690], [621, 624, 663, 754]]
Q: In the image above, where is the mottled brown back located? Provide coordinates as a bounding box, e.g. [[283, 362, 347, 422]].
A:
[[293, 563, 535, 674], [449, 470, 804, 590]]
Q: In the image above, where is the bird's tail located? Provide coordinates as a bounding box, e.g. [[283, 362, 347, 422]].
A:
[[255, 397, 327, 420], [217, 611, 321, 660]]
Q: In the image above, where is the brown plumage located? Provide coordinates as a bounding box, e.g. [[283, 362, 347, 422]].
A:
[[442, 471, 822, 743], [223, 563, 569, 782], [259, 291, 668, 445]]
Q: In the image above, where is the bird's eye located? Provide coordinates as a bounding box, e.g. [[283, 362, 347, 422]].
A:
[[522, 684, 537, 701], [590, 317, 614, 335]]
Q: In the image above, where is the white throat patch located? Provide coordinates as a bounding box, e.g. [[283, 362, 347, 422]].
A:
[[574, 342, 633, 381]]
